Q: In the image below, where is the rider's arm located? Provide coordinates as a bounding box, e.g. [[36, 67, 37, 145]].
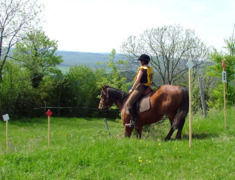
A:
[[129, 69, 143, 93]]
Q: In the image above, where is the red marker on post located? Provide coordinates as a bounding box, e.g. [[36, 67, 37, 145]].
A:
[[46, 109, 53, 147], [46, 109, 53, 117]]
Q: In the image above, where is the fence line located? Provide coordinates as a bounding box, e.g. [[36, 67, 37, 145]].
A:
[[33, 106, 100, 110]]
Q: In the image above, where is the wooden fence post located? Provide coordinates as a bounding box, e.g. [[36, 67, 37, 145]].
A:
[[2, 114, 10, 152], [187, 59, 194, 148], [46, 109, 53, 147], [188, 68, 192, 148], [224, 82, 227, 129], [198, 77, 207, 117], [6, 120, 8, 152], [222, 60, 227, 129], [48, 115, 50, 147]]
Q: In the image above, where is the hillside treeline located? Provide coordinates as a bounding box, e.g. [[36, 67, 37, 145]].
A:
[[0, 38, 129, 118], [0, 28, 234, 119]]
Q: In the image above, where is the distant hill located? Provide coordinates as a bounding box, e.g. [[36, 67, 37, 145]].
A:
[[56, 50, 128, 70]]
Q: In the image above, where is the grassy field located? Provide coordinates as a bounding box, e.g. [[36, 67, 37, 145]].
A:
[[0, 107, 234, 179]]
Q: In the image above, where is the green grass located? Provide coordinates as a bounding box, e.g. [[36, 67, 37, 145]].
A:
[[0, 107, 234, 179]]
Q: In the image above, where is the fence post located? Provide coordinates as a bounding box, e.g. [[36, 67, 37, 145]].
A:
[[2, 114, 10, 152], [104, 118, 111, 135], [6, 120, 8, 152], [198, 77, 207, 117], [222, 60, 227, 129], [187, 59, 194, 148], [46, 109, 53, 147], [223, 80, 227, 129]]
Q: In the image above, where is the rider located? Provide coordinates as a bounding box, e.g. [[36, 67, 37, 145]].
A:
[[125, 54, 154, 128]]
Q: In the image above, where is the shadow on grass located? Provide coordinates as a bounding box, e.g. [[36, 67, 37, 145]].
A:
[[182, 133, 219, 140]]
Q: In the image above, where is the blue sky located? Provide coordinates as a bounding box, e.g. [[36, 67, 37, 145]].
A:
[[40, 0, 235, 53]]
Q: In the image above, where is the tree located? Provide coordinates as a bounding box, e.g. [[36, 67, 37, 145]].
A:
[[207, 38, 235, 107], [121, 25, 208, 85], [0, 61, 32, 116], [0, 0, 42, 80], [96, 49, 130, 91], [62, 65, 99, 116], [37, 71, 65, 115], [13, 30, 63, 87]]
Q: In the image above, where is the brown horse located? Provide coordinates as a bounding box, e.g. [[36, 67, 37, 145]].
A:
[[98, 85, 189, 140]]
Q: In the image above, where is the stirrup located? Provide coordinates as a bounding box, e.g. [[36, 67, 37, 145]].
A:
[[125, 120, 138, 128], [125, 122, 134, 127]]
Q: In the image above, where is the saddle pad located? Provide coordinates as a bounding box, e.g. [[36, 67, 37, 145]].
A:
[[139, 95, 151, 113], [124, 95, 151, 114]]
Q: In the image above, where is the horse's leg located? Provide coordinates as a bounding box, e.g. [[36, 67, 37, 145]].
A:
[[165, 114, 176, 141], [176, 117, 186, 139], [124, 126, 134, 137], [172, 112, 187, 139], [165, 127, 174, 141], [136, 127, 142, 139]]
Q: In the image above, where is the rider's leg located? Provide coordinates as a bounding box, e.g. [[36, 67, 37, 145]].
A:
[[125, 85, 145, 127], [129, 105, 138, 127]]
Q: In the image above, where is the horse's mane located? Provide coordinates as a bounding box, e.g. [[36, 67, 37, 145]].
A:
[[106, 86, 128, 103]]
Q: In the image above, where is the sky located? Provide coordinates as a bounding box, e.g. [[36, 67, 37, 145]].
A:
[[39, 0, 235, 53]]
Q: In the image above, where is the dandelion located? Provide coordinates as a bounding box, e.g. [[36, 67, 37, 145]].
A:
[[138, 159, 143, 163], [146, 160, 150, 163]]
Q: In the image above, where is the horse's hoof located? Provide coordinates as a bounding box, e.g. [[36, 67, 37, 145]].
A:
[[165, 137, 170, 141]]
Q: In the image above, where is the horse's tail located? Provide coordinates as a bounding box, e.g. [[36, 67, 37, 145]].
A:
[[179, 87, 189, 115], [171, 87, 189, 132]]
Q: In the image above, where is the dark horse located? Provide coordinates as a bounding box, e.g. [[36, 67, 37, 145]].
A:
[[98, 85, 189, 140]]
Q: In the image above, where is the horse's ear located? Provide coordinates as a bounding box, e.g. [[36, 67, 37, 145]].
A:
[[102, 85, 109, 89], [102, 85, 109, 98], [101, 86, 108, 97]]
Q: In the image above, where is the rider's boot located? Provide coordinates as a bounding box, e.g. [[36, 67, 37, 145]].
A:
[[125, 107, 138, 128]]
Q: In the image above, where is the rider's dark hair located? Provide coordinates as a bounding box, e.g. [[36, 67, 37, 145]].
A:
[[138, 54, 150, 64]]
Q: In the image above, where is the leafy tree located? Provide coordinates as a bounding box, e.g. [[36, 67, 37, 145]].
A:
[[121, 25, 208, 85], [38, 71, 64, 105], [62, 65, 99, 116], [0, 0, 42, 80], [13, 30, 63, 87], [96, 49, 130, 91], [207, 38, 235, 107], [0, 61, 33, 116], [225, 36, 235, 56]]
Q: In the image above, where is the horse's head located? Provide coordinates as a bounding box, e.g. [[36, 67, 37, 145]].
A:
[[98, 86, 114, 110]]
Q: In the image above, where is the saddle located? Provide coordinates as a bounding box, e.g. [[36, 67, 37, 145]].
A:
[[135, 87, 153, 113]]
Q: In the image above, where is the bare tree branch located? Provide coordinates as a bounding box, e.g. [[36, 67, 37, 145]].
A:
[[0, 0, 42, 80], [121, 25, 209, 85]]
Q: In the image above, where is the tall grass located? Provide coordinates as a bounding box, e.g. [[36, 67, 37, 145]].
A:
[[0, 107, 234, 179]]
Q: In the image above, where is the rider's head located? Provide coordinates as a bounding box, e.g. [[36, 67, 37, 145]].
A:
[[138, 54, 150, 65]]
